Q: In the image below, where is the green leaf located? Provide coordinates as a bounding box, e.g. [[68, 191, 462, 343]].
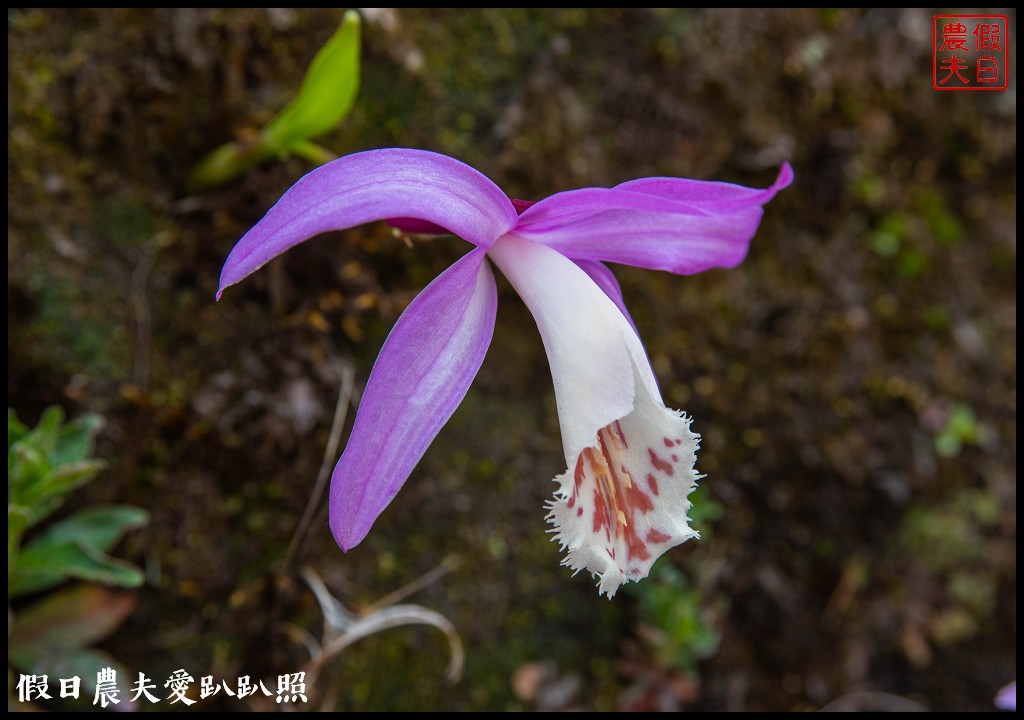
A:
[[30, 406, 66, 454], [8, 408, 104, 513], [10, 532, 145, 597], [8, 408, 28, 452], [28, 505, 148, 554], [188, 135, 277, 189], [188, 10, 361, 189], [22, 459, 106, 527], [34, 458, 105, 498], [8, 503, 31, 585], [51, 412, 103, 467], [8, 443, 47, 500], [10, 585, 136, 663], [290, 140, 338, 166], [263, 9, 361, 151]]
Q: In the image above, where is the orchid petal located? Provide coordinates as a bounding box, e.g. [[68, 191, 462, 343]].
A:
[[517, 186, 720, 226], [995, 681, 1016, 711], [329, 247, 497, 551], [548, 374, 700, 598], [616, 161, 793, 212], [488, 235, 699, 597], [573, 259, 640, 338], [218, 148, 517, 297], [513, 204, 765, 275], [488, 236, 658, 466], [511, 163, 792, 275]]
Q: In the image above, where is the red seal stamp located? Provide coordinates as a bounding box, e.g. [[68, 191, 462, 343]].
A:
[[933, 15, 1009, 90]]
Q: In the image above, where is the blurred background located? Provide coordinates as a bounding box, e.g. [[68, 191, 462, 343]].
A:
[[7, 8, 1016, 711]]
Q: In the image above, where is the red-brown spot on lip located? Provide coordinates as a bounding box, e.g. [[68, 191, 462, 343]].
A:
[[593, 486, 609, 534], [646, 473, 660, 496], [574, 455, 586, 490], [628, 541, 650, 562], [663, 437, 675, 448], [625, 482, 654, 514], [671, 454, 679, 462], [575, 426, 661, 564], [613, 420, 629, 448], [646, 528, 672, 544], [648, 448, 674, 476]]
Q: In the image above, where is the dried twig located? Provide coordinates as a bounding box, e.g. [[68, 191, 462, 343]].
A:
[[282, 351, 355, 573], [294, 564, 465, 690]]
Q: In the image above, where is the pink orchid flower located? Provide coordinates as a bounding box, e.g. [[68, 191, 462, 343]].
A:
[[219, 148, 791, 597]]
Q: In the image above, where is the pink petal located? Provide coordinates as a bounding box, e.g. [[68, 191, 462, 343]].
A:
[[514, 204, 765, 275], [995, 681, 1016, 711], [330, 247, 497, 551], [218, 148, 516, 297], [616, 162, 793, 212], [512, 163, 792, 275]]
